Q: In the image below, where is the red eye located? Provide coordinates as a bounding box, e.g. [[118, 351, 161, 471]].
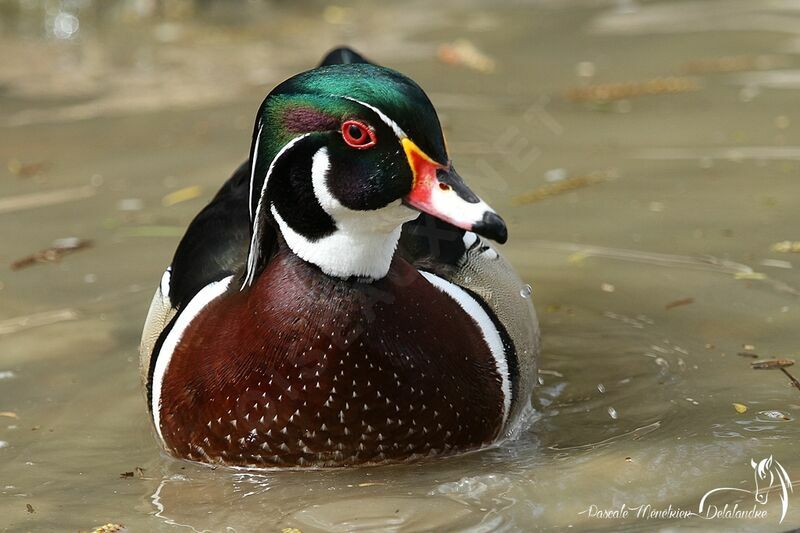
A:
[[341, 120, 376, 149]]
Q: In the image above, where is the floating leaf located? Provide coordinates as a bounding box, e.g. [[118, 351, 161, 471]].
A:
[[512, 174, 607, 206], [11, 239, 92, 270], [437, 39, 495, 73], [734, 272, 766, 280], [565, 77, 700, 103], [118, 226, 184, 238], [770, 241, 800, 253], [162, 186, 202, 207], [733, 403, 748, 414]]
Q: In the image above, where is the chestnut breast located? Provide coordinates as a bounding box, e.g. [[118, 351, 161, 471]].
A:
[[158, 250, 504, 467]]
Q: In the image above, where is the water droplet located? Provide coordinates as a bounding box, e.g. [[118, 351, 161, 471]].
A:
[[544, 168, 567, 183], [520, 284, 532, 298], [575, 61, 596, 78], [607, 407, 619, 419], [52, 12, 79, 40], [597, 383, 606, 393]]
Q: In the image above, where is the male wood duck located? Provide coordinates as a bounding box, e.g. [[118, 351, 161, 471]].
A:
[[140, 47, 540, 468]]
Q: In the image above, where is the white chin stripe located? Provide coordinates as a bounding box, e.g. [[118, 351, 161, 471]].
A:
[[270, 146, 418, 280], [244, 133, 313, 288], [271, 204, 414, 280], [151, 275, 233, 445], [420, 271, 511, 427]]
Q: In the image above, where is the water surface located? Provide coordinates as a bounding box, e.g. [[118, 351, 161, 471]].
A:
[[1, 1, 799, 531]]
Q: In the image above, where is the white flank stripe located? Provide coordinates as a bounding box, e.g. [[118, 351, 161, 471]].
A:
[[243, 133, 313, 288], [151, 275, 233, 445], [340, 96, 407, 139], [420, 271, 511, 426], [248, 122, 264, 222]]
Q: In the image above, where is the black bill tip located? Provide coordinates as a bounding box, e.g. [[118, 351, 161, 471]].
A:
[[472, 211, 508, 244]]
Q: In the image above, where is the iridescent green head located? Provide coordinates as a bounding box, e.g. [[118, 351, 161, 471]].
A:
[[244, 62, 506, 282]]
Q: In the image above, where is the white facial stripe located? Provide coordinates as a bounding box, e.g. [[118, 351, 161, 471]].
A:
[[243, 133, 313, 288], [151, 275, 233, 445], [310, 147, 338, 212], [248, 122, 264, 222], [272, 146, 418, 280], [340, 96, 406, 139], [271, 205, 406, 279], [420, 271, 511, 427]]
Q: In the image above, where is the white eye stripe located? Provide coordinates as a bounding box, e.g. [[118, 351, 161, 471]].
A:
[[248, 122, 264, 222], [338, 96, 406, 140], [243, 132, 314, 289]]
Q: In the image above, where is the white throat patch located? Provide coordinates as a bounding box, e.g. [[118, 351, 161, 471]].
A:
[[272, 147, 418, 280]]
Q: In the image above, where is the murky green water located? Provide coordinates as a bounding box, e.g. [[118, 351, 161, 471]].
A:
[[2, 1, 799, 531]]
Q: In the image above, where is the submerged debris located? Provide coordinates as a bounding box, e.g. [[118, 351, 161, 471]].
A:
[[511, 174, 607, 206], [565, 77, 699, 103], [678, 55, 787, 75], [758, 410, 792, 421], [11, 238, 92, 270], [83, 525, 127, 533], [7, 159, 47, 178], [751, 359, 794, 370], [119, 467, 146, 479], [437, 39, 496, 73], [780, 368, 800, 392], [0, 308, 79, 336], [665, 297, 694, 310], [750, 358, 800, 392], [0, 186, 96, 215]]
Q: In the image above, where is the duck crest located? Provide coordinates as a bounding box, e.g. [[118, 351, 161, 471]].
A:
[[156, 251, 506, 467]]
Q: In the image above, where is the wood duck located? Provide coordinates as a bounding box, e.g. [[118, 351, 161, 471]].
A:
[[140, 47, 540, 468]]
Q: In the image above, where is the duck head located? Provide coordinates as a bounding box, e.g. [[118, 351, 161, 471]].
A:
[[244, 63, 506, 284]]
